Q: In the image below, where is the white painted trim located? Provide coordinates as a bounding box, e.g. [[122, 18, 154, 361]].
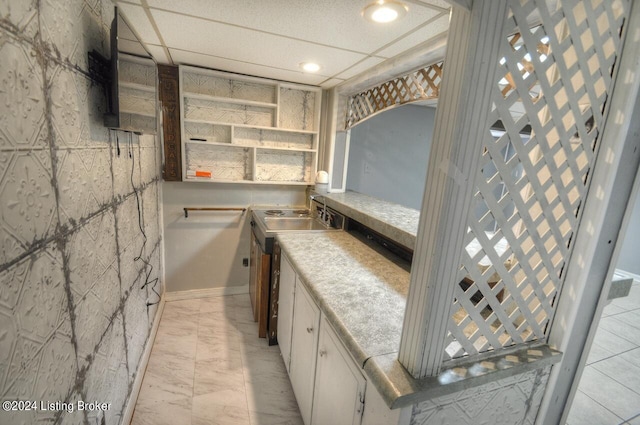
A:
[[615, 269, 640, 284], [164, 284, 250, 301], [158, 181, 166, 296], [445, 0, 472, 10], [398, 0, 509, 378], [121, 294, 166, 425], [537, 1, 640, 422]]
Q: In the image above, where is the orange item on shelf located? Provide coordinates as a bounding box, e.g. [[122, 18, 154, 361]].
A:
[[195, 170, 212, 178]]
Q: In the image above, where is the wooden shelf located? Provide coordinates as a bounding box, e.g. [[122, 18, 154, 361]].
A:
[[184, 176, 311, 185], [183, 119, 317, 135], [120, 81, 156, 93], [255, 146, 316, 152], [185, 140, 315, 152], [183, 91, 277, 108]]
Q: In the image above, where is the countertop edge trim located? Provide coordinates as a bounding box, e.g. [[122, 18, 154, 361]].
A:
[[364, 345, 563, 409]]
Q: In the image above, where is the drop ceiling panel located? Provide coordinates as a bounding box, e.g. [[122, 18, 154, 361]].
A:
[[334, 57, 386, 80], [146, 0, 442, 54], [376, 13, 450, 58], [411, 0, 452, 9], [152, 9, 368, 77], [169, 49, 328, 86], [321, 78, 346, 88], [145, 44, 169, 63], [117, 3, 161, 45]]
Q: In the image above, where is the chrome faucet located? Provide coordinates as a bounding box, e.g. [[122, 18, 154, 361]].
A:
[[310, 194, 330, 225]]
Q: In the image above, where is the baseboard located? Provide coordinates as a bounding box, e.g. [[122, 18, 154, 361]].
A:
[[122, 294, 165, 425], [164, 284, 250, 301], [615, 269, 640, 284]]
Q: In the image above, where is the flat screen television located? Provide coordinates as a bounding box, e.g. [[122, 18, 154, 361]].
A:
[[104, 7, 158, 134]]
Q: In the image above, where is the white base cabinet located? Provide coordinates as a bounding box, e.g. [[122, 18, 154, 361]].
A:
[[277, 255, 296, 373], [277, 253, 411, 425], [312, 316, 367, 425], [290, 282, 321, 425]]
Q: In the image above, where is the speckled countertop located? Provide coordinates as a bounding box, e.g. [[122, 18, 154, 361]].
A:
[[276, 228, 562, 410], [276, 231, 410, 367], [321, 191, 419, 250]]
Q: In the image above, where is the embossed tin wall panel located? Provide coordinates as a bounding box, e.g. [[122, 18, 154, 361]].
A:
[[279, 87, 317, 131], [0, 1, 163, 424], [410, 367, 550, 425]]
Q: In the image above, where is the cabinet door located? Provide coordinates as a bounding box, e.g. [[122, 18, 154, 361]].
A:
[[277, 254, 296, 373], [249, 232, 258, 321], [256, 242, 271, 338], [312, 317, 366, 425], [290, 282, 320, 425]]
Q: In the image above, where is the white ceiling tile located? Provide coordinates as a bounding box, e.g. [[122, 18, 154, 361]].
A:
[[334, 57, 386, 80], [375, 14, 450, 58], [117, 3, 161, 45], [146, 0, 441, 54], [152, 10, 366, 77], [145, 44, 170, 64], [169, 49, 327, 86]]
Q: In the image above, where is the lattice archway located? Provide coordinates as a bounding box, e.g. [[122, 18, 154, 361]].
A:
[[443, 0, 630, 362], [345, 62, 443, 129]]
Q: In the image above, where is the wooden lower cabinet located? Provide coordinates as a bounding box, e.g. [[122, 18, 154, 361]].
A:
[[249, 232, 271, 338], [312, 316, 366, 425]]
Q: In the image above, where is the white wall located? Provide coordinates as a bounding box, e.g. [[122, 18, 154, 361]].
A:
[[162, 182, 307, 293], [617, 188, 640, 276], [346, 105, 435, 209]]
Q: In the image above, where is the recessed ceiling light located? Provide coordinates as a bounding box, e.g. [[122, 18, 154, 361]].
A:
[[300, 62, 321, 73], [362, 0, 408, 23]]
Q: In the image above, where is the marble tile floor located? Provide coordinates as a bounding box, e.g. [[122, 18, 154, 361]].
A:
[[130, 294, 304, 425], [566, 280, 640, 425]]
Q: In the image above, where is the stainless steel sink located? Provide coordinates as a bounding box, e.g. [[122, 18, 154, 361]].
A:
[[263, 216, 330, 231]]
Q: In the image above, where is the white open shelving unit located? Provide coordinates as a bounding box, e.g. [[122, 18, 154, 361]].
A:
[[179, 65, 322, 184], [118, 53, 157, 134]]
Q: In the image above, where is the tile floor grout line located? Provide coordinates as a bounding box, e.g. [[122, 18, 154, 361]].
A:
[[602, 312, 640, 332], [234, 295, 256, 425], [587, 345, 640, 367], [589, 356, 640, 399], [577, 388, 626, 424], [190, 299, 206, 425]]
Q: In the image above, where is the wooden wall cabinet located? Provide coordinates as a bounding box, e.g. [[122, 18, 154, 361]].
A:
[[158, 64, 182, 181]]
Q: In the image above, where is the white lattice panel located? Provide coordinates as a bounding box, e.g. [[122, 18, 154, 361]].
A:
[[444, 0, 630, 361], [345, 62, 443, 129]]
